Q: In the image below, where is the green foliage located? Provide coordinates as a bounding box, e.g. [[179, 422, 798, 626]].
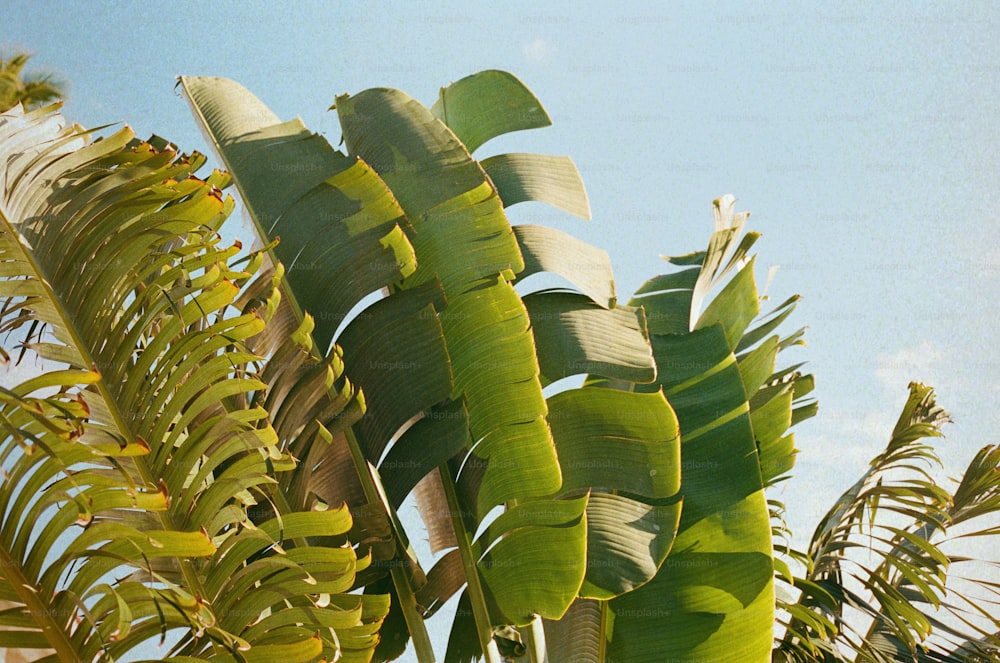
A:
[[2, 60, 996, 663], [538, 196, 814, 663], [181, 70, 677, 661], [774, 383, 1000, 662], [0, 103, 384, 661], [0, 52, 63, 112]]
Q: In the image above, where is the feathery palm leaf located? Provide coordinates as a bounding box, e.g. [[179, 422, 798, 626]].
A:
[[0, 103, 383, 661], [774, 383, 1000, 662], [0, 53, 63, 112]]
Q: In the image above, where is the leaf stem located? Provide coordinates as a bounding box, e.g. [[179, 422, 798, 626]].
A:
[[344, 427, 437, 662], [523, 614, 548, 663], [438, 466, 502, 663]]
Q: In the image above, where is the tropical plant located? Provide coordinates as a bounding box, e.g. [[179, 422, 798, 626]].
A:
[[175, 73, 1000, 663], [1, 62, 815, 661], [0, 63, 687, 661], [0, 102, 387, 661], [540, 194, 816, 663], [179, 71, 685, 662], [179, 71, 821, 662], [0, 52, 63, 112], [4, 61, 993, 663], [773, 383, 1000, 662]]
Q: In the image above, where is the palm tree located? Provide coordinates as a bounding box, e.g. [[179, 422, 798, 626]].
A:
[[0, 103, 384, 661], [773, 383, 1000, 662], [0, 52, 63, 112]]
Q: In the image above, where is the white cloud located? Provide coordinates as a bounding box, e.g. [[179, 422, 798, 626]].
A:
[[522, 38, 554, 62], [874, 341, 946, 394], [795, 341, 953, 475]]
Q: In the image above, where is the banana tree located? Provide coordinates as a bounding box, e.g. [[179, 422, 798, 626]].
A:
[[179, 68, 825, 662], [773, 383, 1000, 662], [0, 102, 387, 661], [534, 195, 816, 662], [179, 71, 702, 662]]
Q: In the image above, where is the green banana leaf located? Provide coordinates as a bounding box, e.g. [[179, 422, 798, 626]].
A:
[[335, 80, 577, 630], [405, 72, 698, 660], [339, 73, 687, 648], [547, 388, 683, 600], [430, 69, 551, 154], [543, 195, 814, 663], [523, 291, 655, 386], [512, 224, 616, 308], [481, 153, 591, 220]]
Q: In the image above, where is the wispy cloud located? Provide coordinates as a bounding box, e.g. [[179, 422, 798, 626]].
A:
[[522, 38, 554, 62], [875, 341, 950, 396], [800, 341, 952, 472]]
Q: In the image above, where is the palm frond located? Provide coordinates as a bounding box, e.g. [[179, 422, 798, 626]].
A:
[[0, 52, 64, 112], [774, 383, 1000, 662], [0, 103, 382, 661]]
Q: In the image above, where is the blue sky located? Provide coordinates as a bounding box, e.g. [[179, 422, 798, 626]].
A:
[[4, 0, 999, 658]]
